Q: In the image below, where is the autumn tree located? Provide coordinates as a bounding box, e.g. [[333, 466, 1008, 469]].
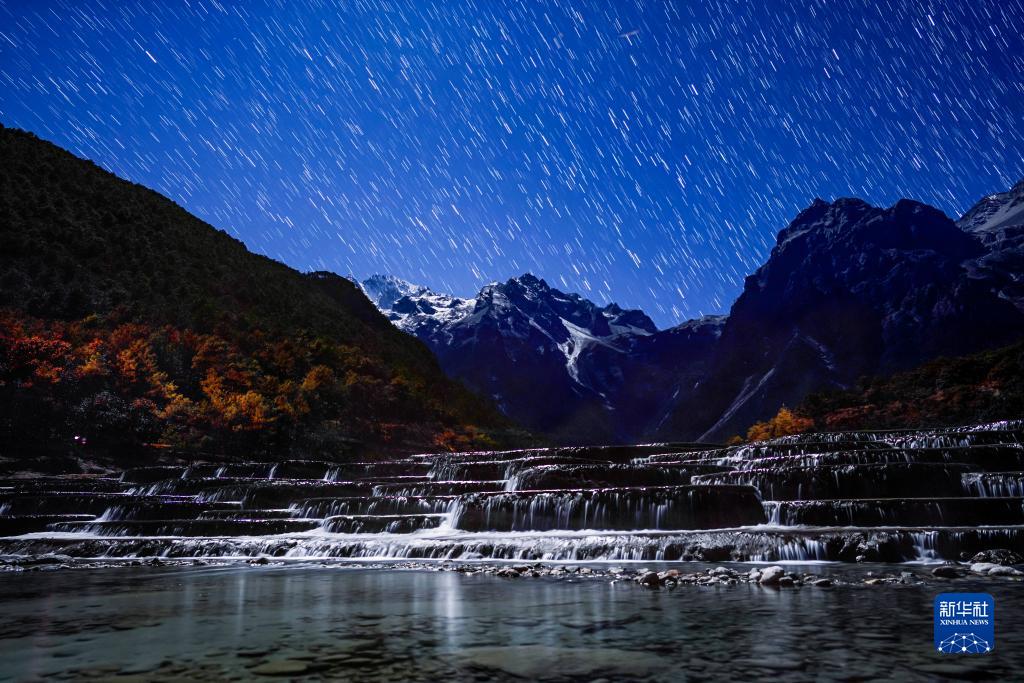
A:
[[745, 407, 814, 442]]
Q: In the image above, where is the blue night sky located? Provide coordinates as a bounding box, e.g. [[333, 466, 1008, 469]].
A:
[[1, 0, 1022, 327]]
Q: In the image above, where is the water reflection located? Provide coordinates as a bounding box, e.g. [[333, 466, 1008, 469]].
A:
[[0, 565, 1020, 681]]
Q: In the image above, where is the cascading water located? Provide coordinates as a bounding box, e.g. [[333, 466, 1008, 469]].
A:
[[962, 472, 1024, 497], [3, 425, 1024, 563], [446, 486, 765, 532]]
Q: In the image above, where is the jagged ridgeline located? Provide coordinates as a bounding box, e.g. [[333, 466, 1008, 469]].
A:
[[362, 180, 1024, 445], [1, 422, 1022, 563], [0, 125, 518, 462]]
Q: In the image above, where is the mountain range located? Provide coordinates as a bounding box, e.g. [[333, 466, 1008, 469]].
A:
[[3, 122, 1022, 454], [362, 272, 720, 443], [362, 180, 1024, 443]]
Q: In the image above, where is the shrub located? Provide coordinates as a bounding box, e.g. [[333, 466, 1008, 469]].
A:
[[745, 407, 814, 442]]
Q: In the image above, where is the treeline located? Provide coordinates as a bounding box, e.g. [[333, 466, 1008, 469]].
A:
[[743, 340, 1024, 441], [0, 308, 505, 459]]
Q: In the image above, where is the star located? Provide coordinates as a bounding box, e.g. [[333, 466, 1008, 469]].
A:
[[1, 1, 1021, 323]]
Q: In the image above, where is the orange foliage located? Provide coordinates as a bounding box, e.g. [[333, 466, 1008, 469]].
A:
[[745, 407, 814, 442], [0, 308, 490, 455], [433, 425, 497, 452]]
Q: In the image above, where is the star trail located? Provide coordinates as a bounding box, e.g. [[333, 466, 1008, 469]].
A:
[[1, 0, 1022, 326]]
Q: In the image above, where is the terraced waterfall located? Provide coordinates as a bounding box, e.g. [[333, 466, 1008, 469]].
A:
[[2, 423, 1024, 564]]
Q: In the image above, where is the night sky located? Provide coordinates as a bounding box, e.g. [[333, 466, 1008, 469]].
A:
[[1, 1, 1022, 327]]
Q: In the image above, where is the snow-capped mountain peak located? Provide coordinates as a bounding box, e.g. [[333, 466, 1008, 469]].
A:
[[359, 274, 475, 334], [358, 271, 683, 441], [359, 274, 432, 310], [957, 178, 1024, 237], [354, 179, 1024, 446], [956, 179, 1024, 312]]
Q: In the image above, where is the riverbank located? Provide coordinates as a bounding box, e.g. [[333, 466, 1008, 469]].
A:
[[4, 552, 1022, 585]]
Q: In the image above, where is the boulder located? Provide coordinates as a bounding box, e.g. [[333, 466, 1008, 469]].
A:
[[987, 565, 1023, 577], [757, 566, 785, 585], [970, 549, 1024, 566], [638, 571, 661, 587], [931, 565, 962, 579]]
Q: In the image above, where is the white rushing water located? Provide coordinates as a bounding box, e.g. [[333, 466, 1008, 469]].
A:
[[3, 425, 1024, 563]]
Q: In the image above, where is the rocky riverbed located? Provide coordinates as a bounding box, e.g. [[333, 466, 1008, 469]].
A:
[[4, 550, 1021, 588]]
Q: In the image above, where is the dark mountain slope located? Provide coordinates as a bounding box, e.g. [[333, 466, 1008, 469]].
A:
[[798, 338, 1024, 432], [431, 274, 649, 442], [0, 125, 515, 463], [659, 196, 1024, 442], [2, 126, 403, 351], [958, 179, 1024, 310]]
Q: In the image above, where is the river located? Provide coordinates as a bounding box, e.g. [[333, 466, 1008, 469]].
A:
[[0, 563, 1020, 681]]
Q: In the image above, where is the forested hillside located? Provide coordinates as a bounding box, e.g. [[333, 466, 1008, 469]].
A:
[[0, 126, 518, 467]]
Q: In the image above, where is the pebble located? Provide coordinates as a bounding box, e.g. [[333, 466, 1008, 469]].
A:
[[339, 657, 376, 667], [319, 654, 354, 663], [119, 661, 166, 674], [932, 565, 963, 578], [249, 660, 311, 676], [986, 565, 1023, 577], [9, 553, 1019, 595]]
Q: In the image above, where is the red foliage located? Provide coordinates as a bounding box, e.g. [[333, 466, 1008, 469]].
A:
[[0, 308, 490, 456]]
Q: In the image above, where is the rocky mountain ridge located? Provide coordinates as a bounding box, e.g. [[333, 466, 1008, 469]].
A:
[[365, 179, 1024, 443], [360, 273, 698, 443]]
